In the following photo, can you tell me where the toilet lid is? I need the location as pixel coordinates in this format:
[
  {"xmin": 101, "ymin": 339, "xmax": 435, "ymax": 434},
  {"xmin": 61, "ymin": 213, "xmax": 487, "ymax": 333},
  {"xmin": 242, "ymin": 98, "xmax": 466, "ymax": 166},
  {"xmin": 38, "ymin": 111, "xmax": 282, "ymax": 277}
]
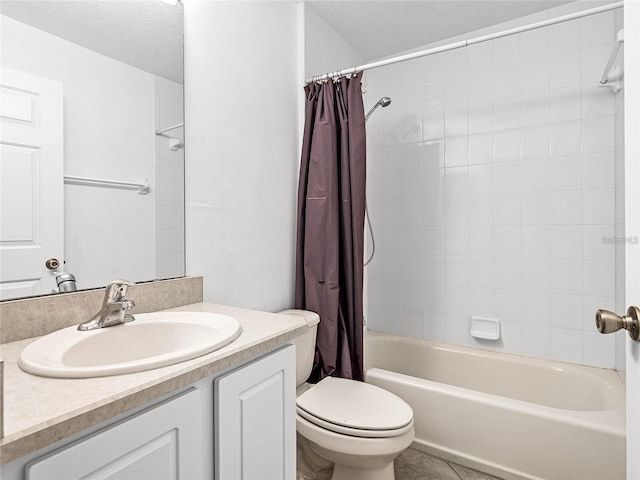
[{"xmin": 296, "ymin": 377, "xmax": 413, "ymax": 433}]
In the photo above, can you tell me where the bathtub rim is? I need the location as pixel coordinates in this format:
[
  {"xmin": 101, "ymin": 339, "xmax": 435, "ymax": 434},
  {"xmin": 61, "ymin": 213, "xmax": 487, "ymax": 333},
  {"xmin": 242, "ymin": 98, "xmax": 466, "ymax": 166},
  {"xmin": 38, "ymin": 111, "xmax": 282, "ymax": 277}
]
[
  {"xmin": 364, "ymin": 330, "xmax": 625, "ymax": 436},
  {"xmin": 365, "ymin": 329, "xmax": 623, "ymax": 378}
]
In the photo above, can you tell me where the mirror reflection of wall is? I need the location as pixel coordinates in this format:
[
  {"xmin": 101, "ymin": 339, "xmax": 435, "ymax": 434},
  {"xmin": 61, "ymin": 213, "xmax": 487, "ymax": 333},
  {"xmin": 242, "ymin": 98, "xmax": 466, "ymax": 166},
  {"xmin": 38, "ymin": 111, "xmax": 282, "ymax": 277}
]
[{"xmin": 0, "ymin": 2, "xmax": 184, "ymax": 300}]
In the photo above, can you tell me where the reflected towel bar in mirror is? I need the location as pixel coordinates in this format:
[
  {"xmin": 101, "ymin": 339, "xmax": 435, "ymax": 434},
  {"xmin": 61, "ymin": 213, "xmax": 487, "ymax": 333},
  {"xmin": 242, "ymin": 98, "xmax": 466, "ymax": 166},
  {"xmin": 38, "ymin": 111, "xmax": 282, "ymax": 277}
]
[{"xmin": 63, "ymin": 175, "xmax": 150, "ymax": 195}]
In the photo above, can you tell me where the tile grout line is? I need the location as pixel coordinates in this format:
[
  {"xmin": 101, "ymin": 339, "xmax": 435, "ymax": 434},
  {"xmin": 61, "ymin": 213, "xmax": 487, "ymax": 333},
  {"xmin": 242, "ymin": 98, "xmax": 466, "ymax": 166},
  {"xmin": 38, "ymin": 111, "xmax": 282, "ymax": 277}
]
[{"xmin": 447, "ymin": 461, "xmax": 465, "ymax": 480}]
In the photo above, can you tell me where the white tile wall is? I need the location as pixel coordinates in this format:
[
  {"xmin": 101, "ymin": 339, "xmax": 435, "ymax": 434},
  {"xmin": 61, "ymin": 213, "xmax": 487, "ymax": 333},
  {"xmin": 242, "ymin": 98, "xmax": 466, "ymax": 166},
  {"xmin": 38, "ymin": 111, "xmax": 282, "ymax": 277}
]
[{"xmin": 365, "ymin": 11, "xmax": 624, "ymax": 369}]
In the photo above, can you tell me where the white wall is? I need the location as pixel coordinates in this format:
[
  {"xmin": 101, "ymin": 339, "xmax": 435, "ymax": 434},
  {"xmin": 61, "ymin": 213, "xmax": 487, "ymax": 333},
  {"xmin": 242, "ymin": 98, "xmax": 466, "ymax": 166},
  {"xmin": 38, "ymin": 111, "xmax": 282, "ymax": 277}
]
[
  {"xmin": 1, "ymin": 15, "xmax": 158, "ymax": 289},
  {"xmin": 184, "ymin": 1, "xmax": 300, "ymax": 311},
  {"xmin": 154, "ymin": 76, "xmax": 185, "ymax": 280},
  {"xmin": 304, "ymin": 5, "xmax": 364, "ymax": 81},
  {"xmin": 365, "ymin": 6, "xmax": 624, "ymax": 369}
]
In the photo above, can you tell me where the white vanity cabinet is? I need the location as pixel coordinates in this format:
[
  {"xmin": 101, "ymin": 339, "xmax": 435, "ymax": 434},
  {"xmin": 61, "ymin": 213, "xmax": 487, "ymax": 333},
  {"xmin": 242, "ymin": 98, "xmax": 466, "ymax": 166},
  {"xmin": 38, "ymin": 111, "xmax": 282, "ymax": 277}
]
[
  {"xmin": 25, "ymin": 386, "xmax": 213, "ymax": 480},
  {"xmin": 2, "ymin": 344, "xmax": 296, "ymax": 480}
]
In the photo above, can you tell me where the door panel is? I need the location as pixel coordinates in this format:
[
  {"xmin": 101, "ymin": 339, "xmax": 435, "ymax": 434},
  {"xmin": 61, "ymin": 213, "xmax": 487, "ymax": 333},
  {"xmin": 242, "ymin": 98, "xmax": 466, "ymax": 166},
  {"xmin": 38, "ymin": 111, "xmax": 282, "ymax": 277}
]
[
  {"xmin": 0, "ymin": 68, "xmax": 63, "ymax": 299},
  {"xmin": 215, "ymin": 345, "xmax": 296, "ymax": 480}
]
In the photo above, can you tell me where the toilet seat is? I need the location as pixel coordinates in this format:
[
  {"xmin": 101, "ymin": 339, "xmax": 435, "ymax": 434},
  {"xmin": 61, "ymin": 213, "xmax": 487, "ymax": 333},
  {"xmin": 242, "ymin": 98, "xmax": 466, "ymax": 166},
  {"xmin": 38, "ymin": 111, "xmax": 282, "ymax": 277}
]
[
  {"xmin": 296, "ymin": 377, "xmax": 413, "ymax": 438},
  {"xmin": 296, "ymin": 407, "xmax": 414, "ymax": 438}
]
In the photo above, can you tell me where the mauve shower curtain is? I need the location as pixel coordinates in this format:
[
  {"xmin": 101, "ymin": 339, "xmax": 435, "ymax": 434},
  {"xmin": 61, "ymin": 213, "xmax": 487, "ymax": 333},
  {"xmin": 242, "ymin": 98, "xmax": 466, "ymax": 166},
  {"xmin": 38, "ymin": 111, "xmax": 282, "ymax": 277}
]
[{"xmin": 295, "ymin": 73, "xmax": 366, "ymax": 382}]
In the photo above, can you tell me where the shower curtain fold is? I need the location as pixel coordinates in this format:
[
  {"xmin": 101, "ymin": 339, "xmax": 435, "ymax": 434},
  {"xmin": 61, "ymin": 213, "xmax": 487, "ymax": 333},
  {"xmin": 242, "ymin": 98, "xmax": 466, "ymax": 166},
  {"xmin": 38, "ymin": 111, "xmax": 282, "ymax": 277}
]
[{"xmin": 295, "ymin": 73, "xmax": 366, "ymax": 382}]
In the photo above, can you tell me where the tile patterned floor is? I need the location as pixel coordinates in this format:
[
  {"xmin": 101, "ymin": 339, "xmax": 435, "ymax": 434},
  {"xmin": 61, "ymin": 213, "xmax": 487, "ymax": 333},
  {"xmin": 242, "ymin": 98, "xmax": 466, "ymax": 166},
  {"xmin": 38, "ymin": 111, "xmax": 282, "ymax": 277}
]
[{"xmin": 394, "ymin": 448, "xmax": 502, "ymax": 480}]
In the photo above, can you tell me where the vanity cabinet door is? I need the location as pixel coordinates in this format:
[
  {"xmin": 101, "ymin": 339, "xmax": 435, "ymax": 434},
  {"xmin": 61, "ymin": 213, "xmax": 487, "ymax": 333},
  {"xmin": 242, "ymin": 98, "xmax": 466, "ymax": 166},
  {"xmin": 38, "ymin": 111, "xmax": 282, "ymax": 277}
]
[
  {"xmin": 25, "ymin": 387, "xmax": 212, "ymax": 480},
  {"xmin": 215, "ymin": 345, "xmax": 295, "ymax": 480}
]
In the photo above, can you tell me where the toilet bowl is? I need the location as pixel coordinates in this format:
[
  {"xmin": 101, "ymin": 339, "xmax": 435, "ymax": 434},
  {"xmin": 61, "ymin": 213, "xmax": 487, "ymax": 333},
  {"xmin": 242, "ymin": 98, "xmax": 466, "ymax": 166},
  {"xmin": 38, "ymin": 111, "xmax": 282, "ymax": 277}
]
[{"xmin": 280, "ymin": 310, "xmax": 414, "ymax": 480}]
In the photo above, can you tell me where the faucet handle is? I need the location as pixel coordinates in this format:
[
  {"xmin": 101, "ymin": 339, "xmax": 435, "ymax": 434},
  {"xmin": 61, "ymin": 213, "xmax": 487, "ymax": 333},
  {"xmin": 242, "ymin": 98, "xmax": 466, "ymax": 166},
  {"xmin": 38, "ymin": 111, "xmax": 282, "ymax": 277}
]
[
  {"xmin": 78, "ymin": 280, "xmax": 137, "ymax": 331},
  {"xmin": 104, "ymin": 279, "xmax": 135, "ymax": 301}
]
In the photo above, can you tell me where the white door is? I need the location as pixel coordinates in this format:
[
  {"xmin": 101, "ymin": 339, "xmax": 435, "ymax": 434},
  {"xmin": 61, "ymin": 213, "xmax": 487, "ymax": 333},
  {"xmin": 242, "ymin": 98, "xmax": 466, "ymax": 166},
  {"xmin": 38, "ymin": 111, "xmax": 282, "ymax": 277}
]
[
  {"xmin": 625, "ymin": 2, "xmax": 640, "ymax": 479},
  {"xmin": 0, "ymin": 67, "xmax": 64, "ymax": 299}
]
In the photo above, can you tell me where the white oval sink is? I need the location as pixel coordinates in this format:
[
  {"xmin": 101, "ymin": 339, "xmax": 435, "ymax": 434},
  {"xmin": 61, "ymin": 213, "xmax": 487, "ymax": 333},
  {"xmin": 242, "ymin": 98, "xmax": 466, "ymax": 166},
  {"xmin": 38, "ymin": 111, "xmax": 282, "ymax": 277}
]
[{"xmin": 18, "ymin": 311, "xmax": 242, "ymax": 378}]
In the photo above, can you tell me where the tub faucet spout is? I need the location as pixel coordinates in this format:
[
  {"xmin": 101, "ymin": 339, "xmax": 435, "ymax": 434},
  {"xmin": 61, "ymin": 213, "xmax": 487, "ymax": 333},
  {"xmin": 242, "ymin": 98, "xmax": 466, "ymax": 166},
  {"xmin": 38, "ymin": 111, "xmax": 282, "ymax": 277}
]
[{"xmin": 78, "ymin": 280, "xmax": 136, "ymax": 331}]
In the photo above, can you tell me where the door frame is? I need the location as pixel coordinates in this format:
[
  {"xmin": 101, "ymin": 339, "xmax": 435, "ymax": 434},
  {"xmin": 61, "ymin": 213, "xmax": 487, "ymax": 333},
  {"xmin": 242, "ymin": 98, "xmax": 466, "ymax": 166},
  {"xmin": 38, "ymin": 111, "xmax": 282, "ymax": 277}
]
[{"xmin": 624, "ymin": 1, "xmax": 640, "ymax": 478}]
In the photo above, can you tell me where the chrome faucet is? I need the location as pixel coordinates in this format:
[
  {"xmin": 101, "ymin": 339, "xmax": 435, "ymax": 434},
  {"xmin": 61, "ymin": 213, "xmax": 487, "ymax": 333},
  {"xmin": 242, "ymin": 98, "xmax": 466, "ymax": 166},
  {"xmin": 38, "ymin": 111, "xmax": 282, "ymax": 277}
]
[{"xmin": 78, "ymin": 280, "xmax": 136, "ymax": 331}]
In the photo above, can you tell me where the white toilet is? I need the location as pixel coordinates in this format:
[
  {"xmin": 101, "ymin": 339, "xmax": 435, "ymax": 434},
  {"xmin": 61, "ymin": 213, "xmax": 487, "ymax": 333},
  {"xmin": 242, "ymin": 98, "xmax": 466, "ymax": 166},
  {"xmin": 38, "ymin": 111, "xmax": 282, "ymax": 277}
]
[{"xmin": 281, "ymin": 310, "xmax": 415, "ymax": 480}]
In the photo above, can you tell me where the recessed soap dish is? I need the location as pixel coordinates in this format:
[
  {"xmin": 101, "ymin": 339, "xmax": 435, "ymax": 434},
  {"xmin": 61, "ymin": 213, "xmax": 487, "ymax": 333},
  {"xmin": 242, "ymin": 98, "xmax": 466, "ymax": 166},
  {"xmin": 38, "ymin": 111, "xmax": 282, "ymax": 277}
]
[{"xmin": 471, "ymin": 316, "xmax": 501, "ymax": 340}]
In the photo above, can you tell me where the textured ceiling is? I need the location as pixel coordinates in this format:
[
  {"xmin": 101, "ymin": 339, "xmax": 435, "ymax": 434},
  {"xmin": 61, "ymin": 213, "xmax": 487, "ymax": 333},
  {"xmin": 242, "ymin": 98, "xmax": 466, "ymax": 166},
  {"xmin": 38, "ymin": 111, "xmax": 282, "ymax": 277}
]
[
  {"xmin": 1, "ymin": 1, "xmax": 577, "ymax": 85},
  {"xmin": 1, "ymin": 0, "xmax": 183, "ymax": 83},
  {"xmin": 308, "ymin": 0, "xmax": 574, "ymax": 61}
]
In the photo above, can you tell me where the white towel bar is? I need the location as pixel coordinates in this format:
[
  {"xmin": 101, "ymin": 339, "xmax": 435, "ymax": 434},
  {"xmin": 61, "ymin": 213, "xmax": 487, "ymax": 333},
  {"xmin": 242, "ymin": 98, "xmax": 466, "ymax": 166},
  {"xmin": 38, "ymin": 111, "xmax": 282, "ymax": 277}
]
[{"xmin": 64, "ymin": 175, "xmax": 150, "ymax": 195}]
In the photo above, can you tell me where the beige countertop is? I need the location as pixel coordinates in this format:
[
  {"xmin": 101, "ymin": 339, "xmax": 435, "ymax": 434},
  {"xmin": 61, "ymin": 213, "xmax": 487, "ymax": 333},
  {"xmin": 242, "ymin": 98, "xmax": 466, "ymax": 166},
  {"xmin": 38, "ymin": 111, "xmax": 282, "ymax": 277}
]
[{"xmin": 0, "ymin": 302, "xmax": 308, "ymax": 464}]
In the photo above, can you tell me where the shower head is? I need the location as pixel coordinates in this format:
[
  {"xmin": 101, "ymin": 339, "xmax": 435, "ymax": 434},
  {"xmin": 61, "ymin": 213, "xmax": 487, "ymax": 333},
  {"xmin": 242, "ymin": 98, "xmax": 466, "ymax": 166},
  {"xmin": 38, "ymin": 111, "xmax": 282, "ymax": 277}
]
[{"xmin": 365, "ymin": 96, "xmax": 392, "ymax": 122}]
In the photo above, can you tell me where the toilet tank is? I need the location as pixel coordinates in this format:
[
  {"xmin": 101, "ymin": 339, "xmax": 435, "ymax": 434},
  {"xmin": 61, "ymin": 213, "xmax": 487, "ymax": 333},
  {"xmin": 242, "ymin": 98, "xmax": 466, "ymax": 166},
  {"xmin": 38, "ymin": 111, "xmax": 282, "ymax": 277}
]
[{"xmin": 278, "ymin": 310, "xmax": 319, "ymax": 387}]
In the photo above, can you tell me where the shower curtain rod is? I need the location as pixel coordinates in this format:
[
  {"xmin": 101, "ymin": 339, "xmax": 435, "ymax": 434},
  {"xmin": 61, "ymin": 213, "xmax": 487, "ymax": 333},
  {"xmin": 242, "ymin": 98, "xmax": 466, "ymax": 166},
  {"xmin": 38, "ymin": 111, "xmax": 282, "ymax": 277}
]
[{"xmin": 306, "ymin": 1, "xmax": 623, "ymax": 84}]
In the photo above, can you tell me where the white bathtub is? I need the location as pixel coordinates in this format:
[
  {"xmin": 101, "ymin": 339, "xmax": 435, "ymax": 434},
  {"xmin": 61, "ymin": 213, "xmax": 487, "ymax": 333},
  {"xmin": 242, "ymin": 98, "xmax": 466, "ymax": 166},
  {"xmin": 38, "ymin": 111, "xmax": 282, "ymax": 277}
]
[{"xmin": 364, "ymin": 331, "xmax": 625, "ymax": 480}]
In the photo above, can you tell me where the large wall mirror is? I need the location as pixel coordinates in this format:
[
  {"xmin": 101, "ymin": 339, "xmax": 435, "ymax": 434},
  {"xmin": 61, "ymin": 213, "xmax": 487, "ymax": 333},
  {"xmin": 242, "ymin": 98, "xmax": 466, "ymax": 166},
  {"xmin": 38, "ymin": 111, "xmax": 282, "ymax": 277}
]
[{"xmin": 0, "ymin": 1, "xmax": 185, "ymax": 301}]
